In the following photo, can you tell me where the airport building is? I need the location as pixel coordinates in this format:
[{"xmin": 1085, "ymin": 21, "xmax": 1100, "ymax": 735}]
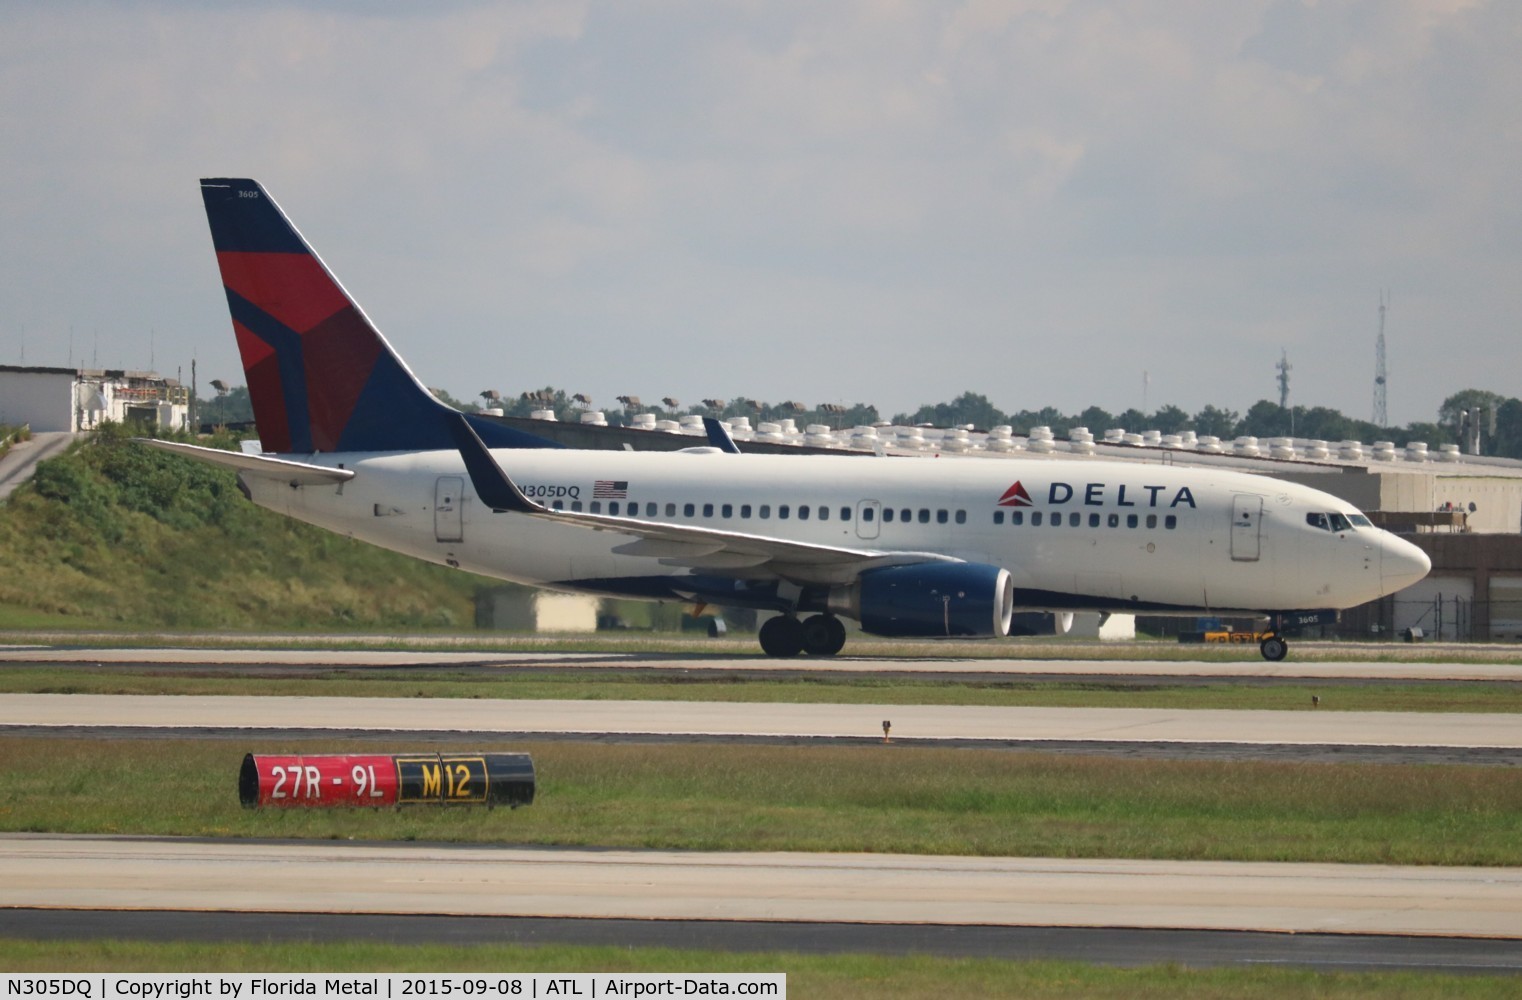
[{"xmin": 0, "ymin": 365, "xmax": 191, "ymax": 433}]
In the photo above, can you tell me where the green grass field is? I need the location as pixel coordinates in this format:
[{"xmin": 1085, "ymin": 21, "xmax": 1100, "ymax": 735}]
[{"xmin": 3, "ymin": 737, "xmax": 1518, "ymax": 864}]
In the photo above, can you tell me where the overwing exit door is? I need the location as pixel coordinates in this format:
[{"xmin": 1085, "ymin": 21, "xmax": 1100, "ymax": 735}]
[{"xmin": 855, "ymin": 500, "xmax": 881, "ymax": 540}]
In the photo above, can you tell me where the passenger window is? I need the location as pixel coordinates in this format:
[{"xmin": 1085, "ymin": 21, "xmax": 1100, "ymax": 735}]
[
  {"xmin": 1330, "ymin": 513, "xmax": 1353, "ymax": 532},
  {"xmin": 722, "ymin": 503, "xmax": 733, "ymax": 518},
  {"xmin": 590, "ymin": 501, "xmax": 602, "ymax": 514},
  {"xmin": 841, "ymin": 507, "xmax": 852, "ymax": 521},
  {"xmin": 936, "ymin": 509, "xmax": 948, "ymax": 524},
  {"xmin": 798, "ymin": 505, "xmax": 810, "ymax": 521},
  {"xmin": 1032, "ymin": 511, "xmax": 1044, "ymax": 526},
  {"xmin": 818, "ymin": 506, "xmax": 829, "ymax": 521},
  {"xmin": 1165, "ymin": 515, "xmax": 1177, "ymax": 529},
  {"xmin": 1088, "ymin": 513, "xmax": 1100, "ymax": 528},
  {"xmin": 778, "ymin": 505, "xmax": 790, "ymax": 519},
  {"xmin": 918, "ymin": 509, "xmax": 930, "ymax": 524},
  {"xmin": 1069, "ymin": 512, "xmax": 1080, "ymax": 527},
  {"xmin": 741, "ymin": 504, "xmax": 752, "ymax": 518},
  {"xmin": 1306, "ymin": 512, "xmax": 1330, "ymax": 531},
  {"xmin": 684, "ymin": 503, "xmax": 695, "ymax": 517},
  {"xmin": 1011, "ymin": 511, "xmax": 1023, "ymax": 525},
  {"xmin": 760, "ymin": 504, "xmax": 771, "ymax": 519},
  {"xmin": 862, "ymin": 507, "xmax": 874, "ymax": 522},
  {"xmin": 571, "ymin": 501, "xmax": 582, "ymax": 512},
  {"xmin": 1146, "ymin": 514, "xmax": 1157, "ymax": 529},
  {"xmin": 994, "ymin": 511, "xmax": 1005, "ymax": 525},
  {"xmin": 1108, "ymin": 513, "xmax": 1119, "ymax": 528},
  {"xmin": 665, "ymin": 503, "xmax": 677, "ymax": 517},
  {"xmin": 646, "ymin": 503, "xmax": 657, "ymax": 517},
  {"xmin": 703, "ymin": 503, "xmax": 714, "ymax": 517},
  {"xmin": 883, "ymin": 508, "xmax": 895, "ymax": 523},
  {"xmin": 552, "ymin": 500, "xmax": 564, "ymax": 510},
  {"xmin": 957, "ymin": 510, "xmax": 966, "ymax": 524},
  {"xmin": 1051, "ymin": 514, "xmax": 1062, "ymax": 528},
  {"xmin": 609, "ymin": 501, "xmax": 620, "ymax": 515},
  {"xmin": 1127, "ymin": 514, "xmax": 1139, "ymax": 528}
]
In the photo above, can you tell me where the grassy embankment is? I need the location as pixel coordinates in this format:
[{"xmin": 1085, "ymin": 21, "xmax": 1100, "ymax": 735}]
[
  {"xmin": 0, "ymin": 424, "xmax": 494, "ymax": 630},
  {"xmin": 3, "ymin": 738, "xmax": 1518, "ymax": 865}
]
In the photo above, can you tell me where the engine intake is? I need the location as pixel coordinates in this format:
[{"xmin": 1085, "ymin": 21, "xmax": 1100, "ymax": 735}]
[{"xmin": 829, "ymin": 562, "xmax": 1014, "ymax": 638}]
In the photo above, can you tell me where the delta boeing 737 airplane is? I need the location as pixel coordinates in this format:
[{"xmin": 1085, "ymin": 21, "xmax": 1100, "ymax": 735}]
[{"xmin": 146, "ymin": 178, "xmax": 1431, "ymax": 660}]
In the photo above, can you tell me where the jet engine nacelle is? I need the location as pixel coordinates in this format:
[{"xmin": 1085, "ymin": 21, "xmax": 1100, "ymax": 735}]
[{"xmin": 829, "ymin": 563, "xmax": 1014, "ymax": 638}]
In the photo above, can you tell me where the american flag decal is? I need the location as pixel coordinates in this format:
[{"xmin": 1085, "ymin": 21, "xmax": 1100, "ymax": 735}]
[{"xmin": 593, "ymin": 480, "xmax": 629, "ymax": 499}]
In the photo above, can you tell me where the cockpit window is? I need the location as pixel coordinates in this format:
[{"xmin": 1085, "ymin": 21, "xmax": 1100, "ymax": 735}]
[
  {"xmin": 1308, "ymin": 511, "xmax": 1359, "ymax": 532},
  {"xmin": 1349, "ymin": 514, "xmax": 1373, "ymax": 528}
]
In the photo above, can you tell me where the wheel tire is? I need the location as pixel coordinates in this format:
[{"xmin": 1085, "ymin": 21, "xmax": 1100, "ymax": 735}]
[
  {"xmin": 758, "ymin": 615, "xmax": 805, "ymax": 658},
  {"xmin": 1260, "ymin": 635, "xmax": 1288, "ymax": 662},
  {"xmin": 801, "ymin": 614, "xmax": 847, "ymax": 656}
]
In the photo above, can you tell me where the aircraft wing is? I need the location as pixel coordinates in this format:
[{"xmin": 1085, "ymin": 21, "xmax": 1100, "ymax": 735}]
[
  {"xmin": 449, "ymin": 414, "xmax": 955, "ymax": 584},
  {"xmin": 135, "ymin": 439, "xmax": 356, "ymax": 486}
]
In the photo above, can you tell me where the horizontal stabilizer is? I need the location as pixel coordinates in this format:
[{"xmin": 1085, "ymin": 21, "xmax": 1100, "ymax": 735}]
[{"xmin": 136, "ymin": 439, "xmax": 355, "ymax": 486}]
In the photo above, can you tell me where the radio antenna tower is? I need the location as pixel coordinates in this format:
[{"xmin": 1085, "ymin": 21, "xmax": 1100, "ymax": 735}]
[
  {"xmin": 1276, "ymin": 349, "xmax": 1292, "ymax": 409},
  {"xmin": 1373, "ymin": 293, "xmax": 1389, "ymax": 427}
]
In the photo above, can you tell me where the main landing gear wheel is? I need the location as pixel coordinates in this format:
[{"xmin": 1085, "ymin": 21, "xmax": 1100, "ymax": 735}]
[
  {"xmin": 1260, "ymin": 634, "xmax": 1288, "ymax": 662},
  {"xmin": 801, "ymin": 614, "xmax": 847, "ymax": 657},
  {"xmin": 758, "ymin": 615, "xmax": 805, "ymax": 658}
]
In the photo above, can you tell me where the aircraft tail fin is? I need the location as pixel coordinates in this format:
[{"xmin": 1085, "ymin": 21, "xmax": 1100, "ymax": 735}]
[{"xmin": 199, "ymin": 178, "xmax": 556, "ymax": 454}]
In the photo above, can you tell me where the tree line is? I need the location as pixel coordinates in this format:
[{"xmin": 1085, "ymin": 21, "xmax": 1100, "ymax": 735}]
[
  {"xmin": 192, "ymin": 383, "xmax": 1522, "ymax": 460},
  {"xmin": 893, "ymin": 389, "xmax": 1522, "ymax": 459}
]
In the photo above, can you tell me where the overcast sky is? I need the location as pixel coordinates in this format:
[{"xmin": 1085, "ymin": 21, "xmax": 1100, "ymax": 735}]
[{"xmin": 2, "ymin": 1, "xmax": 1517, "ymax": 428}]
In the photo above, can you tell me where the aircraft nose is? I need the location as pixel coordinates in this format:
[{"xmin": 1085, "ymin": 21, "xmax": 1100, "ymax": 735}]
[{"xmin": 1380, "ymin": 533, "xmax": 1431, "ymax": 595}]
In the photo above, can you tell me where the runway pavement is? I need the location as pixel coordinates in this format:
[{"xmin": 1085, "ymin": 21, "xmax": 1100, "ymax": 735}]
[
  {"xmin": 3, "ymin": 692, "xmax": 1518, "ymax": 749},
  {"xmin": 4, "ymin": 834, "xmax": 1520, "ymax": 940},
  {"xmin": 6, "ymin": 644, "xmax": 1522, "ymax": 681},
  {"xmin": 7, "ymin": 908, "xmax": 1520, "ymax": 974}
]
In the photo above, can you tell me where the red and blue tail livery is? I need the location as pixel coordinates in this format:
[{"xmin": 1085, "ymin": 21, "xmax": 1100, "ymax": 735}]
[{"xmin": 199, "ymin": 178, "xmax": 555, "ymax": 454}]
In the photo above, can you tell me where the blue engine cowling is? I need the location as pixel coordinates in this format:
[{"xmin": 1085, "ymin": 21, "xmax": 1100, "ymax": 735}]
[{"xmin": 829, "ymin": 562, "xmax": 1014, "ymax": 638}]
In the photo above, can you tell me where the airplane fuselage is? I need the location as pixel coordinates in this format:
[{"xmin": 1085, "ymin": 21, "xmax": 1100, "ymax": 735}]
[{"xmin": 242, "ymin": 446, "xmax": 1428, "ymax": 619}]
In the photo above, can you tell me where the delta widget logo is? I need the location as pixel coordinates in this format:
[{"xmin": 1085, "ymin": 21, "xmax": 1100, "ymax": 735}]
[{"xmin": 997, "ymin": 482, "xmax": 1033, "ymax": 507}]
